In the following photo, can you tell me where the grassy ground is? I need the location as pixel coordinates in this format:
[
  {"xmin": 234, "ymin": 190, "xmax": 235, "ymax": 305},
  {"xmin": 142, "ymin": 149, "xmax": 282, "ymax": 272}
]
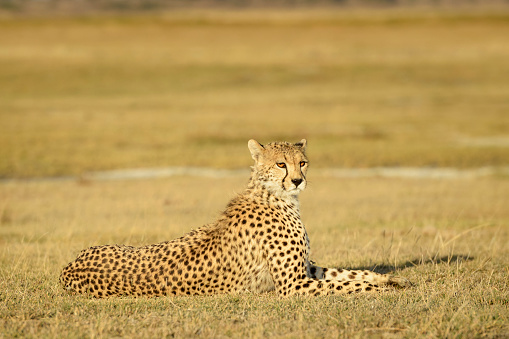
[
  {"xmin": 1, "ymin": 8, "xmax": 509, "ymax": 338},
  {"xmin": 1, "ymin": 9, "xmax": 509, "ymax": 178},
  {"xmin": 1, "ymin": 174, "xmax": 508, "ymax": 337}
]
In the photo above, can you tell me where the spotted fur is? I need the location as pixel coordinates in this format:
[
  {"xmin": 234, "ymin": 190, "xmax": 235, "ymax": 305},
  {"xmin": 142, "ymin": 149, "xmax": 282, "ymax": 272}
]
[{"xmin": 60, "ymin": 139, "xmax": 411, "ymax": 297}]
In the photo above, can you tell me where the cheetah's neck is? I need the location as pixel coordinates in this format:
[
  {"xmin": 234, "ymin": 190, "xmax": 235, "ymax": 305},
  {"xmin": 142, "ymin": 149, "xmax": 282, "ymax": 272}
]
[{"xmin": 244, "ymin": 178, "xmax": 301, "ymax": 212}]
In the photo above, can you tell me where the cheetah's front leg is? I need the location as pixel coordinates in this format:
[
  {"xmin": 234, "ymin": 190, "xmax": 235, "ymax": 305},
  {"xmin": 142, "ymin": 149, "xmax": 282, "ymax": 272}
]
[{"xmin": 306, "ymin": 261, "xmax": 411, "ymax": 288}]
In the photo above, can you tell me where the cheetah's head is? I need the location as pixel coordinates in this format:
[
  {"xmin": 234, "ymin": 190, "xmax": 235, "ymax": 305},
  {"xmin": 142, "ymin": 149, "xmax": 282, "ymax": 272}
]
[{"xmin": 248, "ymin": 139, "xmax": 308, "ymax": 197}]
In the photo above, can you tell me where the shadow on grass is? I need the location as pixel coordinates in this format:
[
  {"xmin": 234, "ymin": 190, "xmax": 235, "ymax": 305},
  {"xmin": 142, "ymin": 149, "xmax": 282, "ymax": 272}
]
[{"xmin": 353, "ymin": 254, "xmax": 474, "ymax": 274}]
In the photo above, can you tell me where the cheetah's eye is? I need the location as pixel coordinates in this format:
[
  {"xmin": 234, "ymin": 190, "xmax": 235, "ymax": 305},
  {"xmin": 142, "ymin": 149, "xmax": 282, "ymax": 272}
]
[
  {"xmin": 300, "ymin": 161, "xmax": 307, "ymax": 167},
  {"xmin": 276, "ymin": 162, "xmax": 286, "ymax": 169}
]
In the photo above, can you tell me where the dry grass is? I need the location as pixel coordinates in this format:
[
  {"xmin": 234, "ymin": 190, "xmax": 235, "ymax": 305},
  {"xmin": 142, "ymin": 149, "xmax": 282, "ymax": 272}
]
[
  {"xmin": 1, "ymin": 8, "xmax": 509, "ymax": 338},
  {"xmin": 1, "ymin": 9, "xmax": 509, "ymax": 178},
  {"xmin": 1, "ymin": 174, "xmax": 508, "ymax": 338}
]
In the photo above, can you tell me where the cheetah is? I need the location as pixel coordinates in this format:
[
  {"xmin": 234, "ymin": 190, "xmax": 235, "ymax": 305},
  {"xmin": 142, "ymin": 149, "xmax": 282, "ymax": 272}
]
[{"xmin": 60, "ymin": 139, "xmax": 411, "ymax": 297}]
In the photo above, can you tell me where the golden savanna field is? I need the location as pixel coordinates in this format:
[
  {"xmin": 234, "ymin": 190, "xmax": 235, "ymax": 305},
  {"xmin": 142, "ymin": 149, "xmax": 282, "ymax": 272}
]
[{"xmin": 1, "ymin": 8, "xmax": 509, "ymax": 338}]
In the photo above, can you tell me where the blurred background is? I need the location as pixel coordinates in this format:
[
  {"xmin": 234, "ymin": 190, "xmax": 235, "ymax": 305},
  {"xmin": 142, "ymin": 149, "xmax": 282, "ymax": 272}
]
[{"xmin": 1, "ymin": 0, "xmax": 508, "ymax": 179}]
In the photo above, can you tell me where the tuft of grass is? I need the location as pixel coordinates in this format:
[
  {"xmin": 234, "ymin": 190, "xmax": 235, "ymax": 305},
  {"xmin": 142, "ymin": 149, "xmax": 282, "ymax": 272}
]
[{"xmin": 1, "ymin": 174, "xmax": 508, "ymax": 337}]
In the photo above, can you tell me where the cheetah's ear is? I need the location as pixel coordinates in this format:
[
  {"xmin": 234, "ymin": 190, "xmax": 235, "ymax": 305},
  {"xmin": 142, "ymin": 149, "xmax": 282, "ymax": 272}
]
[
  {"xmin": 248, "ymin": 139, "xmax": 264, "ymax": 162},
  {"xmin": 295, "ymin": 139, "xmax": 307, "ymax": 151}
]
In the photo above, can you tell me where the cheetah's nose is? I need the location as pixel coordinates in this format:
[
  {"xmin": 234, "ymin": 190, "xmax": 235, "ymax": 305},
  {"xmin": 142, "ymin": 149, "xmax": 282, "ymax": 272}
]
[{"xmin": 292, "ymin": 178, "xmax": 303, "ymax": 187}]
